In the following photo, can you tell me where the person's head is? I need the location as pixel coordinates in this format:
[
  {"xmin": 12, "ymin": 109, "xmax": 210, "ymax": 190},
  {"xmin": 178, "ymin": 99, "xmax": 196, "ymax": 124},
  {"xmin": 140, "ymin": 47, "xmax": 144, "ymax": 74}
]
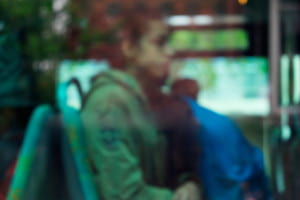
[
  {"xmin": 171, "ymin": 78, "xmax": 200, "ymax": 100},
  {"xmin": 119, "ymin": 9, "xmax": 172, "ymax": 86}
]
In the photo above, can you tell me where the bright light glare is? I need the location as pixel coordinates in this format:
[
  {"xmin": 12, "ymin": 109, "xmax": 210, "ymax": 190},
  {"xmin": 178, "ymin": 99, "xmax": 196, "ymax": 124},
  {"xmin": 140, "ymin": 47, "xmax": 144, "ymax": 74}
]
[
  {"xmin": 238, "ymin": 0, "xmax": 248, "ymax": 5},
  {"xmin": 193, "ymin": 15, "xmax": 213, "ymax": 25},
  {"xmin": 281, "ymin": 125, "xmax": 291, "ymax": 141},
  {"xmin": 280, "ymin": 55, "xmax": 290, "ymax": 106},
  {"xmin": 53, "ymin": 0, "xmax": 68, "ymax": 11},
  {"xmin": 53, "ymin": 13, "xmax": 69, "ymax": 34},
  {"xmin": 165, "ymin": 15, "xmax": 246, "ymax": 26},
  {"xmin": 293, "ymin": 55, "xmax": 300, "ymax": 104},
  {"xmin": 67, "ymin": 85, "xmax": 81, "ymax": 110},
  {"xmin": 165, "ymin": 15, "xmax": 191, "ymax": 26}
]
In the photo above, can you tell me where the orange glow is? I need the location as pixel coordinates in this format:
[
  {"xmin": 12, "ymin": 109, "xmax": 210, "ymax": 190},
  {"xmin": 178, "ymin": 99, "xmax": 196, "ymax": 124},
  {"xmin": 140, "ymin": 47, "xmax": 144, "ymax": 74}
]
[{"xmin": 238, "ymin": 0, "xmax": 248, "ymax": 5}]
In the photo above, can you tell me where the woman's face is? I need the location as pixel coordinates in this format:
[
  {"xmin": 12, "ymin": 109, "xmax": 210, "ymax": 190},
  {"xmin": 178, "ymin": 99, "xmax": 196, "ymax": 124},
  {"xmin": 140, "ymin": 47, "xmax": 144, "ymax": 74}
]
[{"xmin": 126, "ymin": 20, "xmax": 173, "ymax": 83}]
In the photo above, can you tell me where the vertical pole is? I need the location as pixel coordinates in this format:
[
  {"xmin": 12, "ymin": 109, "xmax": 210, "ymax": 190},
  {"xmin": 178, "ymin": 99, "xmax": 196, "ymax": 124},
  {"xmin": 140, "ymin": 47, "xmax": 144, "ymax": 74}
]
[
  {"xmin": 269, "ymin": 0, "xmax": 281, "ymax": 114},
  {"xmin": 269, "ymin": 0, "xmax": 287, "ymax": 195}
]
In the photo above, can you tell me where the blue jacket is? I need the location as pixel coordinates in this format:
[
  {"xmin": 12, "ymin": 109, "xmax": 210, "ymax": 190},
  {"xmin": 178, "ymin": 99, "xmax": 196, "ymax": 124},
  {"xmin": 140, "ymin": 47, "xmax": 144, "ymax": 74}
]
[{"xmin": 183, "ymin": 97, "xmax": 271, "ymax": 200}]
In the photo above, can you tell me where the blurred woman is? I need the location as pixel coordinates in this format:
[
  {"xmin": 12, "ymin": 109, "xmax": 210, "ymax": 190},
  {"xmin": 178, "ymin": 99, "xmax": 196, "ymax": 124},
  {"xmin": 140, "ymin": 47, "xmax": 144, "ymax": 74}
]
[
  {"xmin": 118, "ymin": 8, "xmax": 201, "ymax": 199},
  {"xmin": 81, "ymin": 70, "xmax": 174, "ymax": 199},
  {"xmin": 81, "ymin": 7, "xmax": 201, "ymax": 200}
]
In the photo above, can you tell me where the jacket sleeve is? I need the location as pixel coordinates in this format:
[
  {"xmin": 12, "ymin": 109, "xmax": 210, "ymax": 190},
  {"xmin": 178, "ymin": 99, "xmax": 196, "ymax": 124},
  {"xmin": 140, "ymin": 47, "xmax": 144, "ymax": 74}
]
[
  {"xmin": 81, "ymin": 107, "xmax": 173, "ymax": 200},
  {"xmin": 89, "ymin": 138, "xmax": 173, "ymax": 200}
]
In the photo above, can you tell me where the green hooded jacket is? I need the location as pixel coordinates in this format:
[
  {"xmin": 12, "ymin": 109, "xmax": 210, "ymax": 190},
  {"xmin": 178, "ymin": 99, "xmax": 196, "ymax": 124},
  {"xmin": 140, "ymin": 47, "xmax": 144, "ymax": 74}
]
[{"xmin": 80, "ymin": 70, "xmax": 173, "ymax": 200}]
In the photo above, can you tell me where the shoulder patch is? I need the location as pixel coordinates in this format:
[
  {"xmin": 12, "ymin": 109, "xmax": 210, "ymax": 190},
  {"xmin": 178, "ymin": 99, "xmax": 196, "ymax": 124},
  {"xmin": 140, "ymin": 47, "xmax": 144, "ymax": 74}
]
[{"xmin": 100, "ymin": 127, "xmax": 121, "ymax": 151}]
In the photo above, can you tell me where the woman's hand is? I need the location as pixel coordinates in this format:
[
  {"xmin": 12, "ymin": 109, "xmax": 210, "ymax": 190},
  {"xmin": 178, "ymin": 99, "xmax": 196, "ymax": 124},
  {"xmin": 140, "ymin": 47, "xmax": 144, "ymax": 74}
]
[{"xmin": 173, "ymin": 181, "xmax": 201, "ymax": 200}]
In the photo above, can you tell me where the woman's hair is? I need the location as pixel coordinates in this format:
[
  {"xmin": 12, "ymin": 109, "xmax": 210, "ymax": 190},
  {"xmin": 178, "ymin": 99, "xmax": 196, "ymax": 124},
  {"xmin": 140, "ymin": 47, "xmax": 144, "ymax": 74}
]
[
  {"xmin": 171, "ymin": 78, "xmax": 200, "ymax": 100},
  {"xmin": 88, "ymin": 7, "xmax": 164, "ymax": 69},
  {"xmin": 119, "ymin": 6, "xmax": 163, "ymax": 46}
]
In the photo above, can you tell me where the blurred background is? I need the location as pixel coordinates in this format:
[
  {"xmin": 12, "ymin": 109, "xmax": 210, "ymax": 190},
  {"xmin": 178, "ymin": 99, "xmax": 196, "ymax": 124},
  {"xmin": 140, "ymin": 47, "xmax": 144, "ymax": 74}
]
[{"xmin": 0, "ymin": 0, "xmax": 299, "ymax": 199}]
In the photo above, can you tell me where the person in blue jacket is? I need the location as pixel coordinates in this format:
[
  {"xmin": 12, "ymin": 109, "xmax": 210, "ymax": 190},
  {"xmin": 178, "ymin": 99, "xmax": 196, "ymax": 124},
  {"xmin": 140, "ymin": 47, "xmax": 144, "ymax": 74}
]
[{"xmin": 171, "ymin": 78, "xmax": 272, "ymax": 200}]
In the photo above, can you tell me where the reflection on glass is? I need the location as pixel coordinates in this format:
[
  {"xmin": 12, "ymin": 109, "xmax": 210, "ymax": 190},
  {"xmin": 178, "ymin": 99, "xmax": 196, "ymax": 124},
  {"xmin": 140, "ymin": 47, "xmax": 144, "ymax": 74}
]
[
  {"xmin": 168, "ymin": 29, "xmax": 249, "ymax": 51},
  {"xmin": 57, "ymin": 60, "xmax": 110, "ymax": 109},
  {"xmin": 293, "ymin": 55, "xmax": 300, "ymax": 104},
  {"xmin": 171, "ymin": 57, "xmax": 269, "ymax": 115},
  {"xmin": 280, "ymin": 55, "xmax": 290, "ymax": 106}
]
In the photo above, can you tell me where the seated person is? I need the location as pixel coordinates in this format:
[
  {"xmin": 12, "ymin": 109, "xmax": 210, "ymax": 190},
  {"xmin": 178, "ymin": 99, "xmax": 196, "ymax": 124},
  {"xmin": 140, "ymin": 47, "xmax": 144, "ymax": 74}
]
[
  {"xmin": 171, "ymin": 78, "xmax": 271, "ymax": 200},
  {"xmin": 80, "ymin": 70, "xmax": 201, "ymax": 200},
  {"xmin": 82, "ymin": 7, "xmax": 201, "ymax": 199},
  {"xmin": 81, "ymin": 70, "xmax": 173, "ymax": 199}
]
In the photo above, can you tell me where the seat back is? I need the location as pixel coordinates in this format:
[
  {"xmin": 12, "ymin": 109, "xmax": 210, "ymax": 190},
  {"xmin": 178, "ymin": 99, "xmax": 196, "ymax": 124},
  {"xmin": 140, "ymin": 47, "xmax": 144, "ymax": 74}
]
[{"xmin": 6, "ymin": 105, "xmax": 55, "ymax": 200}]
